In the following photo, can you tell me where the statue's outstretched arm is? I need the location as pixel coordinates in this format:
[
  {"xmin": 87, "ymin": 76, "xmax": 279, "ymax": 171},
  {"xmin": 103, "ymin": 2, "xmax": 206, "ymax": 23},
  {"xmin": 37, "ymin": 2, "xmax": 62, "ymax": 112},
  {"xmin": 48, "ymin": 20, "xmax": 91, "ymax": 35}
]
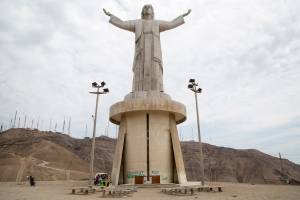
[
  {"xmin": 159, "ymin": 9, "xmax": 191, "ymax": 32},
  {"xmin": 103, "ymin": 8, "xmax": 135, "ymax": 32}
]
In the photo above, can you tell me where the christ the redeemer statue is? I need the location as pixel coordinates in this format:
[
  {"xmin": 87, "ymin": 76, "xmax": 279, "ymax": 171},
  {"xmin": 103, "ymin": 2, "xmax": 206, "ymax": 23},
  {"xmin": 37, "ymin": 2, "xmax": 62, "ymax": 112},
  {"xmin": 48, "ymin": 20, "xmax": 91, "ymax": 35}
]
[{"xmin": 103, "ymin": 5, "xmax": 191, "ymax": 92}]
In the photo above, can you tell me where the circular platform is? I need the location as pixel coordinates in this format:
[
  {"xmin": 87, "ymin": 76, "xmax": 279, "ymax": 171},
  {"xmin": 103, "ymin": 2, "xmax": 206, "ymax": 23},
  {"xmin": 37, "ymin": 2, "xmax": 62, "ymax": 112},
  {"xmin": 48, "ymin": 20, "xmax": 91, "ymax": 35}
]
[{"xmin": 109, "ymin": 97, "xmax": 186, "ymax": 125}]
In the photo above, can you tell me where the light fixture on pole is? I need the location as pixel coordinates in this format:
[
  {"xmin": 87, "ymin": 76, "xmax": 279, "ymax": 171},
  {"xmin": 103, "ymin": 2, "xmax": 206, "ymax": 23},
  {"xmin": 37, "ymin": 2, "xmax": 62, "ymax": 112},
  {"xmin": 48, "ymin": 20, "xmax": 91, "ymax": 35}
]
[
  {"xmin": 89, "ymin": 81, "xmax": 109, "ymax": 186},
  {"xmin": 188, "ymin": 78, "xmax": 205, "ymax": 186}
]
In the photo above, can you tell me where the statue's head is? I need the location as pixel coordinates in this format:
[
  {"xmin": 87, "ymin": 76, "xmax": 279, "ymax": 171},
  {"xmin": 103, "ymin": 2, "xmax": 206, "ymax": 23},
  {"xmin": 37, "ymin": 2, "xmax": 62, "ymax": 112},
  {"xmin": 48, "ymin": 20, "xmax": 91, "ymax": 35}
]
[{"xmin": 141, "ymin": 4, "xmax": 154, "ymax": 19}]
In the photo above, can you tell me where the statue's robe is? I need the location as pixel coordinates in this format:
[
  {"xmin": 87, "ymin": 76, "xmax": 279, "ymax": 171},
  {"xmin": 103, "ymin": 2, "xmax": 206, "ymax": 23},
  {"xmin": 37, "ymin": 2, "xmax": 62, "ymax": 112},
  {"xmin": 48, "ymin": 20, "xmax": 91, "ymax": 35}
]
[{"xmin": 109, "ymin": 16, "xmax": 184, "ymax": 92}]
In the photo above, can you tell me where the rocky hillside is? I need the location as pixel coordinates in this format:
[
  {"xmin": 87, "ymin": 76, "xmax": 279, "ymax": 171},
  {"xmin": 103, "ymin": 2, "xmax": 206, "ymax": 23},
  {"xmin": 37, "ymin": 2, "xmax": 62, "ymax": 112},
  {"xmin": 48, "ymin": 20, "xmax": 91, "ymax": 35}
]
[
  {"xmin": 0, "ymin": 128, "xmax": 299, "ymax": 184},
  {"xmin": 182, "ymin": 141, "xmax": 300, "ymax": 184},
  {"xmin": 0, "ymin": 128, "xmax": 114, "ymax": 181}
]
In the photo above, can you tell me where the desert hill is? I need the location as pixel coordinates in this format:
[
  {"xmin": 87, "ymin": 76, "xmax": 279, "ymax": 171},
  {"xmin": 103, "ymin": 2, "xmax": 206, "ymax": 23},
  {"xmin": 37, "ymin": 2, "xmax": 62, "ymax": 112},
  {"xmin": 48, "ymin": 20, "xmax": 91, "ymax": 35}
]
[
  {"xmin": 182, "ymin": 141, "xmax": 300, "ymax": 184},
  {"xmin": 0, "ymin": 128, "xmax": 114, "ymax": 181},
  {"xmin": 0, "ymin": 128, "xmax": 299, "ymax": 184}
]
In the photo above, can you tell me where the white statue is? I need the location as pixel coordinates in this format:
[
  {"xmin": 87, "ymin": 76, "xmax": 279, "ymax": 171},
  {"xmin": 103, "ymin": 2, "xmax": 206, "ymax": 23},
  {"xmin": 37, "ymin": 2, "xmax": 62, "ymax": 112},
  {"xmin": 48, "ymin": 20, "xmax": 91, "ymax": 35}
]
[{"xmin": 104, "ymin": 5, "xmax": 191, "ymax": 92}]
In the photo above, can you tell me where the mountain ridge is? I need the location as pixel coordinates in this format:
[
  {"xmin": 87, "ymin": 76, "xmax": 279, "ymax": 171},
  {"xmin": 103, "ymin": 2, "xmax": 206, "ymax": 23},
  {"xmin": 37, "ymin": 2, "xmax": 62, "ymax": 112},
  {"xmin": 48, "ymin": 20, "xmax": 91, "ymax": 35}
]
[{"xmin": 0, "ymin": 128, "xmax": 299, "ymax": 184}]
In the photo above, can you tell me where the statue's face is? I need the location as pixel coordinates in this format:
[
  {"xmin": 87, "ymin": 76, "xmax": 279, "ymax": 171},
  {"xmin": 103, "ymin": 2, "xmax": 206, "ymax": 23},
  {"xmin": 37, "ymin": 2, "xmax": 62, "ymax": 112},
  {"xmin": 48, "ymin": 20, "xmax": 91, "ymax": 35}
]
[{"xmin": 142, "ymin": 4, "xmax": 154, "ymax": 19}]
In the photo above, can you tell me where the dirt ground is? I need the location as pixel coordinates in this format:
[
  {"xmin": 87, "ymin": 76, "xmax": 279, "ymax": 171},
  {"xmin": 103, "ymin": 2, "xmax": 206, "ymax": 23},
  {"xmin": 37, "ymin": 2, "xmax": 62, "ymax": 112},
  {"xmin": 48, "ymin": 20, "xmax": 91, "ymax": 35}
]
[{"xmin": 0, "ymin": 181, "xmax": 299, "ymax": 200}]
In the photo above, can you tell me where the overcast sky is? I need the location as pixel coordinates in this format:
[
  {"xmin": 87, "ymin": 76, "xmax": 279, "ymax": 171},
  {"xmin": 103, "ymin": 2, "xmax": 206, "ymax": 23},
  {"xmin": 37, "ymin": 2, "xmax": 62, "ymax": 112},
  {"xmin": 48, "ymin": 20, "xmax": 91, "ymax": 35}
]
[{"xmin": 1, "ymin": 0, "xmax": 300, "ymax": 164}]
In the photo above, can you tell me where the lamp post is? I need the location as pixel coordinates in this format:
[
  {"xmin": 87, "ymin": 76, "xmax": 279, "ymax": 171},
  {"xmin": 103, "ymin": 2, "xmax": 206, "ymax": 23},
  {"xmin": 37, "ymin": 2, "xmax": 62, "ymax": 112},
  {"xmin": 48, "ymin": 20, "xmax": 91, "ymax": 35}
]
[
  {"xmin": 89, "ymin": 81, "xmax": 109, "ymax": 186},
  {"xmin": 188, "ymin": 79, "xmax": 205, "ymax": 186}
]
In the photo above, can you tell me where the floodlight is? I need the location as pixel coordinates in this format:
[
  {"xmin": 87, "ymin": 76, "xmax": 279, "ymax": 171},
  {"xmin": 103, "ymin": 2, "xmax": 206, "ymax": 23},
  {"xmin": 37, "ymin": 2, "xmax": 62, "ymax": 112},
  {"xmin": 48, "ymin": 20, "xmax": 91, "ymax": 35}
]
[
  {"xmin": 189, "ymin": 79, "xmax": 195, "ymax": 83},
  {"xmin": 188, "ymin": 84, "xmax": 193, "ymax": 89},
  {"xmin": 197, "ymin": 88, "xmax": 202, "ymax": 93},
  {"xmin": 100, "ymin": 81, "xmax": 106, "ymax": 87},
  {"xmin": 103, "ymin": 88, "xmax": 109, "ymax": 93},
  {"xmin": 92, "ymin": 82, "xmax": 98, "ymax": 87}
]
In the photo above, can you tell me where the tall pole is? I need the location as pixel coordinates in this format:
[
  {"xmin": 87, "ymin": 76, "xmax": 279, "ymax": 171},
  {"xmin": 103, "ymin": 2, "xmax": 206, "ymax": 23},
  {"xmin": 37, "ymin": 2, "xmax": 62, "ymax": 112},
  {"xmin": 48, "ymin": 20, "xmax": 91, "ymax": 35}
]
[
  {"xmin": 49, "ymin": 119, "xmax": 52, "ymax": 132},
  {"xmin": 85, "ymin": 124, "xmax": 88, "ymax": 138},
  {"xmin": 54, "ymin": 122, "xmax": 57, "ymax": 132},
  {"xmin": 23, "ymin": 115, "xmax": 27, "ymax": 128},
  {"xmin": 279, "ymin": 152, "xmax": 283, "ymax": 174},
  {"xmin": 88, "ymin": 81, "xmax": 109, "ymax": 185},
  {"xmin": 89, "ymin": 87, "xmax": 100, "ymax": 185},
  {"xmin": 68, "ymin": 117, "xmax": 71, "ymax": 136},
  {"xmin": 17, "ymin": 117, "xmax": 20, "ymax": 128},
  {"xmin": 62, "ymin": 118, "xmax": 65, "ymax": 133},
  {"xmin": 36, "ymin": 116, "xmax": 40, "ymax": 130},
  {"xmin": 13, "ymin": 110, "xmax": 17, "ymax": 128},
  {"xmin": 188, "ymin": 79, "xmax": 205, "ymax": 186},
  {"xmin": 194, "ymin": 91, "xmax": 205, "ymax": 186}
]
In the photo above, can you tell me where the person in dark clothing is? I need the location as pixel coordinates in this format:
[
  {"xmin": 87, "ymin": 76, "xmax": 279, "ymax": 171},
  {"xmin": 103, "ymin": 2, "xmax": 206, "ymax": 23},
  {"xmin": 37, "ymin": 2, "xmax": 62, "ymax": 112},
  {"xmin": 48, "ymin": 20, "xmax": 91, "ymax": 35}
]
[
  {"xmin": 94, "ymin": 174, "xmax": 100, "ymax": 185},
  {"xmin": 29, "ymin": 176, "xmax": 35, "ymax": 186}
]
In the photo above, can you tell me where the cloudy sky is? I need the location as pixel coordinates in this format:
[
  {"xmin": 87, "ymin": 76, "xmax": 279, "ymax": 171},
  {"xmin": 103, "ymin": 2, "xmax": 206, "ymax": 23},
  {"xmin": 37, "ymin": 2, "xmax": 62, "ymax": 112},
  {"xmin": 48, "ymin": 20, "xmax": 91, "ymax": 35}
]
[{"xmin": 1, "ymin": 0, "xmax": 300, "ymax": 164}]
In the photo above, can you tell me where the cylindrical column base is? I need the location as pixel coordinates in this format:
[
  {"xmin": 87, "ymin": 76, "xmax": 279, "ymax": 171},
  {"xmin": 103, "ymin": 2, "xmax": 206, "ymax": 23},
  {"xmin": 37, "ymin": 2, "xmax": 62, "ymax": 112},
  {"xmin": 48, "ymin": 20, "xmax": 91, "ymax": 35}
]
[{"xmin": 110, "ymin": 94, "xmax": 187, "ymax": 185}]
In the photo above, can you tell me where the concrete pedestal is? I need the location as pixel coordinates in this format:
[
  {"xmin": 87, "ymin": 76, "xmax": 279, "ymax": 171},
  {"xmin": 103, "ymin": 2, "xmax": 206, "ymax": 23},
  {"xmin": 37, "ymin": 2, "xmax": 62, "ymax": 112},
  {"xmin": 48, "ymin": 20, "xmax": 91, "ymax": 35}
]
[{"xmin": 109, "ymin": 92, "xmax": 187, "ymax": 185}]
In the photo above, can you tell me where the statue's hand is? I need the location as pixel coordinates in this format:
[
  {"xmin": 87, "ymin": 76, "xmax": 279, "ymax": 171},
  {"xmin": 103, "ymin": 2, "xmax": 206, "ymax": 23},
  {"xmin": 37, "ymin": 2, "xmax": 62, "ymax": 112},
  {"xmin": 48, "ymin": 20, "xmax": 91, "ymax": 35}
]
[
  {"xmin": 182, "ymin": 9, "xmax": 191, "ymax": 17},
  {"xmin": 103, "ymin": 8, "xmax": 112, "ymax": 17}
]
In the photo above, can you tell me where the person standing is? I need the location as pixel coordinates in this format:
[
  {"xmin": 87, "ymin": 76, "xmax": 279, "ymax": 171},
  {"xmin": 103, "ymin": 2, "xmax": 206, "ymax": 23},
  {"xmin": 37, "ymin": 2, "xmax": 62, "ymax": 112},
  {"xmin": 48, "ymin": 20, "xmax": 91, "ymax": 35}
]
[{"xmin": 29, "ymin": 175, "xmax": 35, "ymax": 186}]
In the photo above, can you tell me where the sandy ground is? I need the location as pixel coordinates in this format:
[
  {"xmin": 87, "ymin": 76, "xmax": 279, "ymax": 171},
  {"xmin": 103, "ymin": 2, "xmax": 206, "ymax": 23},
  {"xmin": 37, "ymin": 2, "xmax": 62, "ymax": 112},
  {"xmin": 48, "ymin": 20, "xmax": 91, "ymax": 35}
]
[{"xmin": 0, "ymin": 181, "xmax": 299, "ymax": 200}]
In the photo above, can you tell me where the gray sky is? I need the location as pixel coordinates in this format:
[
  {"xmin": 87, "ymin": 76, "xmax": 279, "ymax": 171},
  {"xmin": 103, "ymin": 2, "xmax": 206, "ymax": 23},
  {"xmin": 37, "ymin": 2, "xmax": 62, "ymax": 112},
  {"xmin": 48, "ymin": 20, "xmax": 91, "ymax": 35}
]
[{"xmin": 1, "ymin": 0, "xmax": 300, "ymax": 164}]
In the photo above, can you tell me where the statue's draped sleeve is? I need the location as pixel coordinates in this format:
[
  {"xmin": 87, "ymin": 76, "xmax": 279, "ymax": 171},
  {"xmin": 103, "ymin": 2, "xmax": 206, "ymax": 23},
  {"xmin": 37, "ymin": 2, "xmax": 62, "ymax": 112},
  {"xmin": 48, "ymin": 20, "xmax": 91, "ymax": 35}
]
[
  {"xmin": 158, "ymin": 16, "xmax": 185, "ymax": 32},
  {"xmin": 109, "ymin": 15, "xmax": 135, "ymax": 32}
]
